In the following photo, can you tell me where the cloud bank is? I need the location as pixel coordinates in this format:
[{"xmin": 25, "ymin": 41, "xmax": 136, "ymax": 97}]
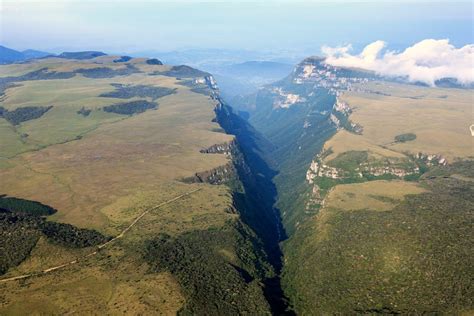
[{"xmin": 322, "ymin": 39, "xmax": 474, "ymax": 86}]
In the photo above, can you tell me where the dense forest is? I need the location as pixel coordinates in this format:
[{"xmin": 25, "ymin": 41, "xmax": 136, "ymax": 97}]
[
  {"xmin": 103, "ymin": 100, "xmax": 158, "ymax": 115},
  {"xmin": 0, "ymin": 195, "xmax": 110, "ymax": 275},
  {"xmin": 75, "ymin": 64, "xmax": 140, "ymax": 78},
  {"xmin": 146, "ymin": 58, "xmax": 163, "ymax": 65},
  {"xmin": 0, "ymin": 105, "xmax": 53, "ymax": 125},
  {"xmin": 283, "ymin": 161, "xmax": 474, "ymax": 314},
  {"xmin": 144, "ymin": 222, "xmax": 272, "ymax": 315},
  {"xmin": 99, "ymin": 83, "xmax": 176, "ymax": 100},
  {"xmin": 154, "ymin": 65, "xmax": 210, "ymax": 78},
  {"xmin": 113, "ymin": 56, "xmax": 132, "ymax": 63}
]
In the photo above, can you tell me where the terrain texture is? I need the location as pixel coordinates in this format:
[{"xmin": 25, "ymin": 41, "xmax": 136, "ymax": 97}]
[
  {"xmin": 0, "ymin": 55, "xmax": 283, "ymax": 314},
  {"xmin": 246, "ymin": 57, "xmax": 474, "ymax": 314},
  {"xmin": 0, "ymin": 52, "xmax": 472, "ymax": 315}
]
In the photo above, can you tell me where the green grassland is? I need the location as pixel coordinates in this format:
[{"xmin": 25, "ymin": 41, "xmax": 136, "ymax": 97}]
[
  {"xmin": 0, "ymin": 56, "xmax": 273, "ymax": 314},
  {"xmin": 341, "ymin": 82, "xmax": 473, "ymax": 160}
]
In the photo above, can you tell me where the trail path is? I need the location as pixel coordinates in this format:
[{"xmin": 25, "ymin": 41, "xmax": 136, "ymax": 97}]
[{"xmin": 0, "ymin": 188, "xmax": 201, "ymax": 283}]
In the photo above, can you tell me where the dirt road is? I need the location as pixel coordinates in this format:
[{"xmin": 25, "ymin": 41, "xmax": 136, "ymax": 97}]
[{"xmin": 0, "ymin": 188, "xmax": 201, "ymax": 283}]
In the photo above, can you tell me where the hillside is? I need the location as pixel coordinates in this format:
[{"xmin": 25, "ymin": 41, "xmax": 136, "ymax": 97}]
[
  {"xmin": 0, "ymin": 55, "xmax": 286, "ymax": 314},
  {"xmin": 0, "ymin": 45, "xmax": 50, "ymax": 64},
  {"xmin": 0, "ymin": 46, "xmax": 25, "ymax": 64},
  {"xmin": 248, "ymin": 57, "xmax": 474, "ymax": 314}
]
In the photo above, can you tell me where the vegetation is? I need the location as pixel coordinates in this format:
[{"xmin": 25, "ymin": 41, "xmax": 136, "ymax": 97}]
[
  {"xmin": 176, "ymin": 79, "xmax": 210, "ymax": 95},
  {"xmin": 341, "ymin": 81, "xmax": 472, "ymax": 159},
  {"xmin": 332, "ymin": 109, "xmax": 363, "ymax": 134},
  {"xmin": 156, "ymin": 65, "xmax": 209, "ymax": 78},
  {"xmin": 327, "ymin": 150, "xmax": 368, "ymax": 171},
  {"xmin": 146, "ymin": 58, "xmax": 163, "ymax": 65},
  {"xmin": 0, "ymin": 56, "xmax": 279, "ymax": 314},
  {"xmin": 41, "ymin": 221, "xmax": 110, "ymax": 248},
  {"xmin": 395, "ymin": 132, "xmax": 417, "ymax": 143},
  {"xmin": 75, "ymin": 64, "xmax": 140, "ymax": 78},
  {"xmin": 249, "ymin": 79, "xmax": 337, "ymax": 234},
  {"xmin": 0, "ymin": 196, "xmax": 109, "ymax": 275},
  {"xmin": 102, "ymin": 100, "xmax": 158, "ymax": 115},
  {"xmin": 247, "ymin": 71, "xmax": 473, "ymax": 314},
  {"xmin": 283, "ymin": 162, "xmax": 474, "ymax": 314},
  {"xmin": 144, "ymin": 222, "xmax": 272, "ymax": 315},
  {"xmin": 77, "ymin": 107, "xmax": 92, "ymax": 117},
  {"xmin": 216, "ymin": 102, "xmax": 296, "ymax": 314},
  {"xmin": 0, "ymin": 211, "xmax": 41, "ymax": 274},
  {"xmin": 57, "ymin": 51, "xmax": 106, "ymax": 59},
  {"xmin": 0, "ymin": 68, "xmax": 75, "ymax": 96},
  {"xmin": 0, "ymin": 105, "xmax": 53, "ymax": 125},
  {"xmin": 14, "ymin": 68, "xmax": 76, "ymax": 81},
  {"xmin": 0, "ymin": 82, "xmax": 20, "ymax": 98},
  {"xmin": 99, "ymin": 83, "xmax": 176, "ymax": 100},
  {"xmin": 113, "ymin": 56, "xmax": 132, "ymax": 63},
  {"xmin": 0, "ymin": 195, "xmax": 57, "ymax": 216}
]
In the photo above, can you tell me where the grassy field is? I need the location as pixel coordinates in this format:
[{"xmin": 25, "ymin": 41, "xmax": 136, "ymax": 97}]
[
  {"xmin": 323, "ymin": 180, "xmax": 426, "ymax": 212},
  {"xmin": 0, "ymin": 56, "xmax": 270, "ymax": 314},
  {"xmin": 339, "ymin": 82, "xmax": 473, "ymax": 161},
  {"xmin": 323, "ymin": 129, "xmax": 406, "ymax": 161},
  {"xmin": 2, "ymin": 236, "xmax": 185, "ymax": 315}
]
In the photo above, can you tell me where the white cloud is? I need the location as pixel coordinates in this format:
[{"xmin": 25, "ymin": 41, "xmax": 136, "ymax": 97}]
[{"xmin": 322, "ymin": 39, "xmax": 474, "ymax": 86}]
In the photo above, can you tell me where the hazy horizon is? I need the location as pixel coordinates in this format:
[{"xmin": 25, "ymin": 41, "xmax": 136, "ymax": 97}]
[{"xmin": 1, "ymin": 0, "xmax": 472, "ymax": 58}]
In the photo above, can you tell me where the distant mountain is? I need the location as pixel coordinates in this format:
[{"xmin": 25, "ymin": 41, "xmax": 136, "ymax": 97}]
[
  {"xmin": 212, "ymin": 74, "xmax": 258, "ymax": 100},
  {"xmin": 131, "ymin": 48, "xmax": 304, "ymax": 68},
  {"xmin": 57, "ymin": 51, "xmax": 107, "ymax": 60},
  {"xmin": 222, "ymin": 61, "xmax": 294, "ymax": 80},
  {"xmin": 209, "ymin": 61, "xmax": 295, "ymax": 102},
  {"xmin": 0, "ymin": 45, "xmax": 51, "ymax": 64},
  {"xmin": 0, "ymin": 45, "xmax": 25, "ymax": 64},
  {"xmin": 0, "ymin": 45, "xmax": 108, "ymax": 64},
  {"xmin": 433, "ymin": 77, "xmax": 474, "ymax": 89},
  {"xmin": 21, "ymin": 49, "xmax": 51, "ymax": 59}
]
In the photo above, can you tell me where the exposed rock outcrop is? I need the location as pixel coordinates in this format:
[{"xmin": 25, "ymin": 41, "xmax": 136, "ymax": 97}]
[
  {"xmin": 200, "ymin": 140, "xmax": 236, "ymax": 155},
  {"xmin": 184, "ymin": 162, "xmax": 236, "ymax": 185}
]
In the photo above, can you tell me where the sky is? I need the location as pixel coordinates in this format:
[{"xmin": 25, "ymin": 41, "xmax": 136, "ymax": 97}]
[
  {"xmin": 324, "ymin": 39, "xmax": 474, "ymax": 85},
  {"xmin": 0, "ymin": 0, "xmax": 473, "ymax": 57}
]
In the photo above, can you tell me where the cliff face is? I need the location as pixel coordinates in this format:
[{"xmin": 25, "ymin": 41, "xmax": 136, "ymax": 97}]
[
  {"xmin": 184, "ymin": 161, "xmax": 236, "ymax": 185},
  {"xmin": 214, "ymin": 101, "xmax": 294, "ymax": 315},
  {"xmin": 199, "ymin": 140, "xmax": 236, "ymax": 155},
  {"xmin": 182, "ymin": 74, "xmax": 283, "ymax": 248},
  {"xmin": 190, "ymin": 75, "xmax": 293, "ymax": 314}
]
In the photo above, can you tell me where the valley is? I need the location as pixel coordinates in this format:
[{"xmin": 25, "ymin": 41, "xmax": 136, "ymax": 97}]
[
  {"xmin": 1, "ymin": 0, "xmax": 472, "ymax": 314},
  {"xmin": 0, "ymin": 51, "xmax": 472, "ymax": 315}
]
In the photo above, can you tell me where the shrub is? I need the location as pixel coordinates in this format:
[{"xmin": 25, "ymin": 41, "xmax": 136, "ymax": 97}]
[
  {"xmin": 146, "ymin": 58, "xmax": 163, "ymax": 65},
  {"xmin": 395, "ymin": 133, "xmax": 417, "ymax": 143},
  {"xmin": 99, "ymin": 84, "xmax": 175, "ymax": 100},
  {"xmin": 1, "ymin": 106, "xmax": 53, "ymax": 125},
  {"xmin": 103, "ymin": 100, "xmax": 157, "ymax": 115}
]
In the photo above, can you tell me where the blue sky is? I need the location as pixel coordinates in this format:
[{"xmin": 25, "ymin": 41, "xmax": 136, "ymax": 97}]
[{"xmin": 1, "ymin": 0, "xmax": 472, "ymax": 55}]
